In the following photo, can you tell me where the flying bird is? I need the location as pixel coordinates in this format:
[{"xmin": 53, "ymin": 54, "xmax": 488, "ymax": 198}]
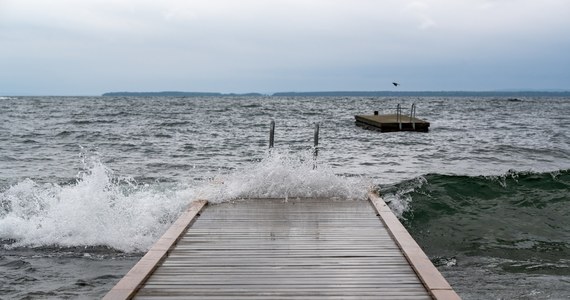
[{"xmin": 392, "ymin": 82, "xmax": 400, "ymax": 87}]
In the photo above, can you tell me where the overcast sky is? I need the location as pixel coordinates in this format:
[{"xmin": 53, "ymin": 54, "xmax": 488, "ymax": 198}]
[{"xmin": 1, "ymin": 0, "xmax": 569, "ymax": 95}]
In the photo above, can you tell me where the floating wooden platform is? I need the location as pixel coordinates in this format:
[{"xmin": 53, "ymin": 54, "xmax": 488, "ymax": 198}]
[
  {"xmin": 104, "ymin": 194, "xmax": 459, "ymax": 300},
  {"xmin": 355, "ymin": 114, "xmax": 430, "ymax": 132}
]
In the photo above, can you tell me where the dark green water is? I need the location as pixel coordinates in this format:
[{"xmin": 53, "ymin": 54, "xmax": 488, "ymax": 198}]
[{"xmin": 383, "ymin": 170, "xmax": 570, "ymax": 299}]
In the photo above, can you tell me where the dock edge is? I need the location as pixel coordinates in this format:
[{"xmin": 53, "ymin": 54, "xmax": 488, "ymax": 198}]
[
  {"xmin": 103, "ymin": 199, "xmax": 208, "ymax": 300},
  {"xmin": 368, "ymin": 192, "xmax": 461, "ymax": 300}
]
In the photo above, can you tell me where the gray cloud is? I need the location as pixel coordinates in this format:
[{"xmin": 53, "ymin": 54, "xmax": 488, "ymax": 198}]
[{"xmin": 1, "ymin": 0, "xmax": 569, "ymax": 95}]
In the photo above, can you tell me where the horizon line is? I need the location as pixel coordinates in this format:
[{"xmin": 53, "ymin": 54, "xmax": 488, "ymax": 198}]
[{"xmin": 2, "ymin": 89, "xmax": 570, "ymax": 97}]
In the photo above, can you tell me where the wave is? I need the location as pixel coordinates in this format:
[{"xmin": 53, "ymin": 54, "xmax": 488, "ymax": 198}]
[
  {"xmin": 382, "ymin": 170, "xmax": 570, "ymax": 274},
  {"xmin": 0, "ymin": 157, "xmax": 194, "ymax": 253},
  {"xmin": 193, "ymin": 149, "xmax": 370, "ymax": 203},
  {"xmin": 70, "ymin": 119, "xmax": 116, "ymax": 125},
  {"xmin": 158, "ymin": 121, "xmax": 192, "ymax": 127},
  {"xmin": 0, "ymin": 150, "xmax": 369, "ymax": 252}
]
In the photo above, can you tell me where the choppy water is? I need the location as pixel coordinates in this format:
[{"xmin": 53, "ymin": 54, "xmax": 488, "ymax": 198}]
[{"xmin": 1, "ymin": 96, "xmax": 569, "ymax": 299}]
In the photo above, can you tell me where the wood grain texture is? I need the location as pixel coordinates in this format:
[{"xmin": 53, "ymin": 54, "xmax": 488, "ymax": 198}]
[
  {"xmin": 103, "ymin": 200, "xmax": 207, "ymax": 300},
  {"xmin": 369, "ymin": 192, "xmax": 461, "ymax": 300},
  {"xmin": 134, "ymin": 198, "xmax": 433, "ymax": 299},
  {"xmin": 107, "ymin": 196, "xmax": 461, "ymax": 299}
]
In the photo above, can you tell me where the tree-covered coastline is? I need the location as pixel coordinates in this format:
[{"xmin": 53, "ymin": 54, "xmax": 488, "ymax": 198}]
[{"xmin": 102, "ymin": 91, "xmax": 570, "ymax": 97}]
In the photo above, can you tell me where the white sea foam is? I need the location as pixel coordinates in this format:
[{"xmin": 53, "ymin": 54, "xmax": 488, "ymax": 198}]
[
  {"xmin": 0, "ymin": 150, "xmax": 370, "ymax": 252},
  {"xmin": 193, "ymin": 149, "xmax": 370, "ymax": 203},
  {"xmin": 0, "ymin": 158, "xmax": 194, "ymax": 252},
  {"xmin": 381, "ymin": 176, "xmax": 428, "ymax": 218}
]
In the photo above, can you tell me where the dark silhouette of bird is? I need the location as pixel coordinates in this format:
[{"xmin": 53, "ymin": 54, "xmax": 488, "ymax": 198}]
[{"xmin": 392, "ymin": 82, "xmax": 400, "ymax": 87}]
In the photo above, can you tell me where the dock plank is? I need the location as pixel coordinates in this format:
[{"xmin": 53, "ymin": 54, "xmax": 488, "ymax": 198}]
[
  {"xmin": 135, "ymin": 198, "xmax": 432, "ymax": 299},
  {"xmin": 105, "ymin": 197, "xmax": 460, "ymax": 300}
]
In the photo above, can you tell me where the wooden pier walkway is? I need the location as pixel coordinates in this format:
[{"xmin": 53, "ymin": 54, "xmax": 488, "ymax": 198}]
[{"xmin": 104, "ymin": 194, "xmax": 460, "ymax": 299}]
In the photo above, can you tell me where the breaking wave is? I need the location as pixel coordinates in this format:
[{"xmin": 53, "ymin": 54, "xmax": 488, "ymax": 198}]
[
  {"xmin": 0, "ymin": 150, "xmax": 369, "ymax": 252},
  {"xmin": 194, "ymin": 149, "xmax": 370, "ymax": 203}
]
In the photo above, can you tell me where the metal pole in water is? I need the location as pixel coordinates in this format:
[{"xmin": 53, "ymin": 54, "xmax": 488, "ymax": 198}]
[
  {"xmin": 410, "ymin": 103, "xmax": 416, "ymax": 130},
  {"xmin": 313, "ymin": 123, "xmax": 319, "ymax": 169},
  {"xmin": 397, "ymin": 104, "xmax": 402, "ymax": 130},
  {"xmin": 269, "ymin": 120, "xmax": 275, "ymax": 149},
  {"xmin": 314, "ymin": 123, "xmax": 320, "ymax": 148}
]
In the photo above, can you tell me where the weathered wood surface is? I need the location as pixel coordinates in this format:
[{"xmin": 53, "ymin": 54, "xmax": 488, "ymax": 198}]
[
  {"xmin": 369, "ymin": 193, "xmax": 461, "ymax": 300},
  {"xmin": 355, "ymin": 114, "xmax": 430, "ymax": 132},
  {"xmin": 103, "ymin": 200, "xmax": 207, "ymax": 300},
  {"xmin": 106, "ymin": 197, "xmax": 461, "ymax": 300},
  {"xmin": 134, "ymin": 198, "xmax": 431, "ymax": 299}
]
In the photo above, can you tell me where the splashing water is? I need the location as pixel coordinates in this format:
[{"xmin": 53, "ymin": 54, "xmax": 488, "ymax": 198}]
[
  {"xmin": 0, "ymin": 157, "xmax": 193, "ymax": 252},
  {"xmin": 195, "ymin": 149, "xmax": 371, "ymax": 203},
  {"xmin": 379, "ymin": 176, "xmax": 428, "ymax": 218},
  {"xmin": 0, "ymin": 150, "xmax": 370, "ymax": 252}
]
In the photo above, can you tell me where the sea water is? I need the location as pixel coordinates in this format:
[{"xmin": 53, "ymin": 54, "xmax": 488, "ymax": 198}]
[{"xmin": 0, "ymin": 96, "xmax": 569, "ymax": 299}]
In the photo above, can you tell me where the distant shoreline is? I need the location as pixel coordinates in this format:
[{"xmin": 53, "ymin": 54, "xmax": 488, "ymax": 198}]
[
  {"xmin": 101, "ymin": 91, "xmax": 265, "ymax": 97},
  {"xmin": 102, "ymin": 91, "xmax": 570, "ymax": 97}
]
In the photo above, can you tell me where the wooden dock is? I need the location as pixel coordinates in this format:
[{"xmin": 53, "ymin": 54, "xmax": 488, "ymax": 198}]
[
  {"xmin": 355, "ymin": 114, "xmax": 430, "ymax": 132},
  {"xmin": 104, "ymin": 194, "xmax": 459, "ymax": 299}
]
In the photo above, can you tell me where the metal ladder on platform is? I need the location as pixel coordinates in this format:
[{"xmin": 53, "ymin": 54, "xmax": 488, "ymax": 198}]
[{"xmin": 396, "ymin": 103, "xmax": 417, "ymax": 130}]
